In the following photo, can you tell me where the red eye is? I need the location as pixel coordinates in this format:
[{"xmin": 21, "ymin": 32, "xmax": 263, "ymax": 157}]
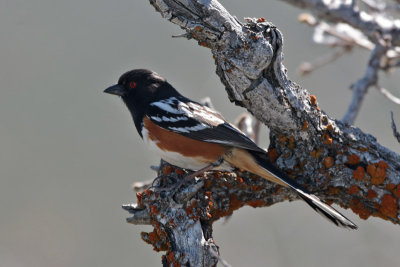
[{"xmin": 129, "ymin": 82, "xmax": 137, "ymax": 88}]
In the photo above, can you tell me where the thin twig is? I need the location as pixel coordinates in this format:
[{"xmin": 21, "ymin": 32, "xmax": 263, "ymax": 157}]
[
  {"xmin": 299, "ymin": 13, "xmax": 374, "ymax": 50},
  {"xmin": 360, "ymin": 0, "xmax": 400, "ymax": 12},
  {"xmin": 132, "ymin": 180, "xmax": 153, "ymax": 192},
  {"xmin": 201, "ymin": 97, "xmax": 215, "ymax": 109},
  {"xmin": 235, "ymin": 113, "xmax": 262, "ymax": 145},
  {"xmin": 207, "ymin": 245, "xmax": 233, "ymax": 267},
  {"xmin": 298, "ymin": 47, "xmax": 351, "ymax": 76},
  {"xmin": 281, "ymin": 0, "xmax": 400, "ymax": 46},
  {"xmin": 342, "ymin": 41, "xmax": 387, "ymax": 124},
  {"xmin": 360, "ymin": 0, "xmax": 386, "ymax": 12},
  {"xmin": 376, "ymin": 85, "xmax": 400, "ymax": 105},
  {"xmin": 391, "ymin": 111, "xmax": 400, "ymax": 143},
  {"xmin": 253, "ymin": 119, "xmax": 261, "ymax": 145}
]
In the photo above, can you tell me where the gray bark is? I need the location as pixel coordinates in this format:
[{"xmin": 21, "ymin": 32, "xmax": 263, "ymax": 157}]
[{"xmin": 125, "ymin": 0, "xmax": 400, "ymax": 266}]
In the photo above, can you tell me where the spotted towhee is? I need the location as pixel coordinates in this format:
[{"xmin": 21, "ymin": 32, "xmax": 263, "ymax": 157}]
[{"xmin": 104, "ymin": 69, "xmax": 357, "ymax": 229}]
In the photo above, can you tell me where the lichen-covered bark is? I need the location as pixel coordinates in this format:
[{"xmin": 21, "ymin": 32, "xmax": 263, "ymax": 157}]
[
  {"xmin": 125, "ymin": 0, "xmax": 400, "ymax": 266},
  {"xmin": 280, "ymin": 0, "xmax": 400, "ymax": 125}
]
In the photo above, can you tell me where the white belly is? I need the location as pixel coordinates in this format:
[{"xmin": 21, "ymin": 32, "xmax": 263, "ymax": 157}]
[{"xmin": 141, "ymin": 127, "xmax": 233, "ymax": 171}]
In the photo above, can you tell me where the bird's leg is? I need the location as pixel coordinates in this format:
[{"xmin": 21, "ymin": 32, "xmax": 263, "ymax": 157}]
[
  {"xmin": 183, "ymin": 157, "xmax": 225, "ymax": 181},
  {"xmin": 161, "ymin": 157, "xmax": 225, "ymax": 192}
]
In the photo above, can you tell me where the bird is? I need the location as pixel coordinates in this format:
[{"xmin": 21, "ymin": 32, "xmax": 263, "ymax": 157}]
[{"xmin": 104, "ymin": 69, "xmax": 357, "ymax": 230}]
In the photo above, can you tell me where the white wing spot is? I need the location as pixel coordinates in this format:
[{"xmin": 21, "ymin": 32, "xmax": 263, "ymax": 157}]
[
  {"xmin": 150, "ymin": 97, "xmax": 183, "ymax": 114},
  {"xmin": 161, "ymin": 116, "xmax": 188, "ymax": 122},
  {"xmin": 169, "ymin": 123, "xmax": 209, "ymax": 133},
  {"xmin": 150, "ymin": 116, "xmax": 162, "ymax": 122}
]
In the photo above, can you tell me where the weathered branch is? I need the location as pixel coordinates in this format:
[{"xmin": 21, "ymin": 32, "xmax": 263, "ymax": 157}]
[
  {"xmin": 285, "ymin": 1, "xmax": 400, "ymax": 124},
  {"xmin": 391, "ymin": 111, "xmax": 400, "ymax": 144},
  {"xmin": 342, "ymin": 40, "xmax": 387, "ymax": 124},
  {"xmin": 280, "ymin": 0, "xmax": 400, "ymax": 46},
  {"xmin": 235, "ymin": 113, "xmax": 261, "ymax": 145},
  {"xmin": 124, "ymin": 0, "xmax": 400, "ymax": 265},
  {"xmin": 376, "ymin": 85, "xmax": 400, "ymax": 105}
]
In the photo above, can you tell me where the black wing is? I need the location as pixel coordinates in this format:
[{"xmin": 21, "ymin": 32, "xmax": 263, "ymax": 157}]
[{"xmin": 146, "ymin": 96, "xmax": 265, "ymax": 153}]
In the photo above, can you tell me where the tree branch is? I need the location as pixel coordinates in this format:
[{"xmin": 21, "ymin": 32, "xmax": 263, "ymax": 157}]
[
  {"xmin": 342, "ymin": 40, "xmax": 387, "ymax": 124},
  {"xmin": 280, "ymin": 0, "xmax": 400, "ymax": 46},
  {"xmin": 124, "ymin": 0, "xmax": 400, "ymax": 265},
  {"xmin": 284, "ymin": 0, "xmax": 400, "ymax": 124},
  {"xmin": 391, "ymin": 111, "xmax": 400, "ymax": 144}
]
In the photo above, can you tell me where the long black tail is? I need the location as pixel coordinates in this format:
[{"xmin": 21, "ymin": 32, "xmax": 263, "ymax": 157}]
[{"xmin": 250, "ymin": 151, "xmax": 357, "ymax": 230}]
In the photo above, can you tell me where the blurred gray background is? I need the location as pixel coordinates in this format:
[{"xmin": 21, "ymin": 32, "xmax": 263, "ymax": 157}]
[{"xmin": 1, "ymin": 1, "xmax": 400, "ymax": 266}]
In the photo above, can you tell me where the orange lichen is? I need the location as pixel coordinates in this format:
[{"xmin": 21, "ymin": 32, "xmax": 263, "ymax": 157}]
[
  {"xmin": 347, "ymin": 154, "xmax": 360, "ymax": 165},
  {"xmin": 136, "ymin": 192, "xmax": 144, "ymax": 207},
  {"xmin": 367, "ymin": 161, "xmax": 388, "ymax": 185},
  {"xmin": 166, "ymin": 251, "xmax": 175, "ymax": 263},
  {"xmin": 151, "ymin": 205, "xmax": 158, "ymax": 215},
  {"xmin": 326, "ymin": 124, "xmax": 333, "ymax": 132},
  {"xmin": 372, "ymin": 168, "xmax": 386, "ymax": 185},
  {"xmin": 267, "ymin": 148, "xmax": 279, "ymax": 162},
  {"xmin": 288, "ymin": 136, "xmax": 296, "ymax": 149},
  {"xmin": 214, "ymin": 171, "xmax": 222, "ymax": 179},
  {"xmin": 310, "ymin": 147, "xmax": 323, "ymax": 159},
  {"xmin": 302, "ymin": 121, "xmax": 309, "ymax": 131},
  {"xmin": 310, "ymin": 95, "xmax": 317, "ymax": 106},
  {"xmin": 257, "ymin": 17, "xmax": 266, "ymax": 22},
  {"xmin": 379, "ymin": 194, "xmax": 398, "ymax": 218},
  {"xmin": 163, "ymin": 251, "xmax": 182, "ymax": 267},
  {"xmin": 372, "ymin": 203, "xmax": 388, "ymax": 220},
  {"xmin": 147, "ymin": 231, "xmax": 160, "ymax": 244},
  {"xmin": 185, "ymin": 200, "xmax": 198, "ymax": 217},
  {"xmin": 322, "ymin": 131, "xmax": 333, "ymax": 145},
  {"xmin": 349, "ymin": 198, "xmax": 371, "ymax": 220},
  {"xmin": 366, "ymin": 189, "xmax": 378, "ymax": 199},
  {"xmin": 327, "ymin": 186, "xmax": 340, "ymax": 195},
  {"xmin": 323, "ymin": 156, "xmax": 334, "ymax": 169},
  {"xmin": 163, "ymin": 165, "xmax": 174, "ymax": 175},
  {"xmin": 253, "ymin": 35, "xmax": 259, "ymax": 41},
  {"xmin": 194, "ymin": 26, "xmax": 202, "ymax": 31},
  {"xmin": 204, "ymin": 179, "xmax": 212, "ymax": 189},
  {"xmin": 211, "ymin": 194, "xmax": 244, "ymax": 221},
  {"xmin": 144, "ymin": 189, "xmax": 153, "ymax": 196},
  {"xmin": 200, "ymin": 41, "xmax": 208, "ymax": 47},
  {"xmin": 366, "ymin": 164, "xmax": 376, "ymax": 176},
  {"xmin": 386, "ymin": 183, "xmax": 396, "ymax": 190},
  {"xmin": 237, "ymin": 177, "xmax": 244, "ymax": 183},
  {"xmin": 230, "ymin": 194, "xmax": 243, "ymax": 210},
  {"xmin": 393, "ymin": 185, "xmax": 400, "ymax": 198},
  {"xmin": 141, "ymin": 224, "xmax": 169, "ymax": 252},
  {"xmin": 169, "ymin": 218, "xmax": 176, "ymax": 227},
  {"xmin": 278, "ymin": 134, "xmax": 287, "ymax": 144},
  {"xmin": 251, "ymin": 185, "xmax": 263, "ymax": 191},
  {"xmin": 348, "ymin": 185, "xmax": 359, "ymax": 195},
  {"xmin": 352, "ymin": 166, "xmax": 365, "ymax": 181},
  {"xmin": 175, "ymin": 169, "xmax": 184, "ymax": 175},
  {"xmin": 247, "ymin": 199, "xmax": 266, "ymax": 208},
  {"xmin": 378, "ymin": 160, "xmax": 390, "ymax": 169}
]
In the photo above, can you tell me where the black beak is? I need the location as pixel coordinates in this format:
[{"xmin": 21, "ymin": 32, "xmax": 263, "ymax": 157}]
[{"xmin": 104, "ymin": 84, "xmax": 125, "ymax": 96}]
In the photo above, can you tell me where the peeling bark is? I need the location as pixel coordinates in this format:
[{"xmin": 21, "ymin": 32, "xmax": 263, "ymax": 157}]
[{"xmin": 124, "ymin": 0, "xmax": 400, "ymax": 266}]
